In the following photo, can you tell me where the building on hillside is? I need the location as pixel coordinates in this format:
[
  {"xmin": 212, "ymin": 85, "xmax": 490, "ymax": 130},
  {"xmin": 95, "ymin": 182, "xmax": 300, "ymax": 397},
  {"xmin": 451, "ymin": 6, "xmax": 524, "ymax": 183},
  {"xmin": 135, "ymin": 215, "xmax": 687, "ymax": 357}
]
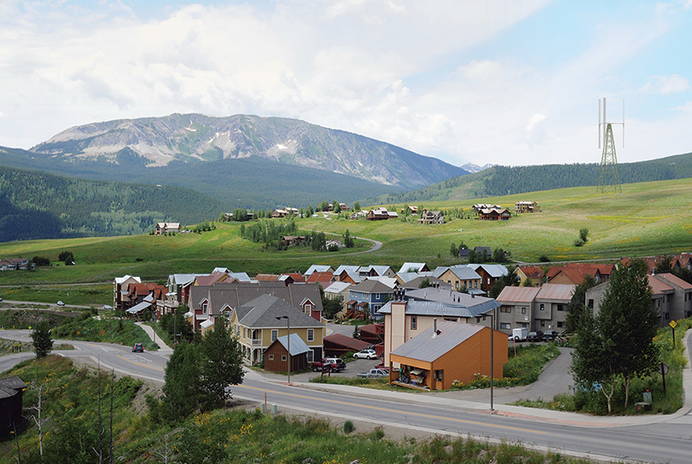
[
  {"xmin": 347, "ymin": 280, "xmax": 396, "ymax": 319},
  {"xmin": 472, "ymin": 203, "xmax": 501, "ymax": 212},
  {"xmin": 113, "ymin": 275, "xmax": 142, "ymax": 310},
  {"xmin": 400, "ymin": 275, "xmax": 449, "ymax": 290},
  {"xmin": 358, "ymin": 265, "xmax": 396, "ymax": 278},
  {"xmin": 478, "ymin": 208, "xmax": 511, "ymax": 221},
  {"xmin": 333, "ymin": 265, "xmax": 361, "ymax": 284},
  {"xmin": 271, "ymin": 209, "xmax": 289, "ymax": 218},
  {"xmin": 378, "ymin": 295, "xmax": 500, "ymax": 365},
  {"xmin": 433, "ymin": 265, "xmax": 482, "ymax": 292},
  {"xmin": 229, "ymin": 294, "xmax": 324, "ymax": 365},
  {"xmin": 279, "ymin": 273, "xmax": 305, "ymax": 285},
  {"xmin": 154, "ymin": 222, "xmax": 180, "ymax": 235},
  {"xmin": 304, "ymin": 265, "xmax": 334, "ymax": 276},
  {"xmin": 407, "ymin": 205, "xmax": 419, "ymax": 214},
  {"xmin": 546, "ymin": 263, "xmax": 614, "ymax": 285},
  {"xmin": 516, "ymin": 266, "xmax": 546, "ymax": 285},
  {"xmin": 366, "ymin": 207, "xmax": 398, "ymax": 220},
  {"xmin": 254, "ymin": 274, "xmax": 280, "ymax": 282},
  {"xmin": 0, "ymin": 258, "xmax": 31, "ymax": 271},
  {"xmin": 324, "ymin": 281, "xmax": 351, "ymax": 300},
  {"xmin": 419, "ymin": 210, "xmax": 445, "ymax": 224},
  {"xmin": 0, "ymin": 376, "xmax": 27, "ymax": 437},
  {"xmin": 619, "ymin": 253, "xmax": 692, "ymax": 274},
  {"xmin": 515, "ymin": 201, "xmax": 540, "ymax": 213},
  {"xmin": 496, "ymin": 283, "xmax": 575, "ymax": 333},
  {"xmin": 263, "ymin": 334, "xmax": 311, "ymax": 372},
  {"xmin": 586, "ymin": 273, "xmax": 692, "ymax": 324},
  {"xmin": 187, "ymin": 280, "xmax": 324, "ymax": 331},
  {"xmin": 280, "ymin": 235, "xmax": 307, "ymax": 247},
  {"xmin": 389, "ymin": 321, "xmax": 507, "ymax": 390},
  {"xmin": 467, "ymin": 264, "xmax": 509, "ymax": 292}
]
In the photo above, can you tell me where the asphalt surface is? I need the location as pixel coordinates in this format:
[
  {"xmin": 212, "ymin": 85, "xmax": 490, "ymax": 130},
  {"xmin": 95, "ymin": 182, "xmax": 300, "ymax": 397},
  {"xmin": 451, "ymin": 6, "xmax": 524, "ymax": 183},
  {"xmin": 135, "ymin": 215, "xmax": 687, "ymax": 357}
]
[{"xmin": 1, "ymin": 329, "xmax": 691, "ymax": 463}]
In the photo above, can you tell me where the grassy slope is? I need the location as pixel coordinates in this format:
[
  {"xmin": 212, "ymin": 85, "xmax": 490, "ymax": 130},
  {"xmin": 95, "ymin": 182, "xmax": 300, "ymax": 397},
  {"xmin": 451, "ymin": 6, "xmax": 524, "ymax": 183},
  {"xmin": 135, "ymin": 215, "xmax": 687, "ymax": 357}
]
[
  {"xmin": 0, "ymin": 284, "xmax": 112, "ymax": 305},
  {"xmin": 0, "ymin": 178, "xmax": 689, "ymax": 285},
  {"xmin": 0, "ymin": 356, "xmax": 598, "ymax": 464},
  {"xmin": 51, "ymin": 318, "xmax": 159, "ymax": 351}
]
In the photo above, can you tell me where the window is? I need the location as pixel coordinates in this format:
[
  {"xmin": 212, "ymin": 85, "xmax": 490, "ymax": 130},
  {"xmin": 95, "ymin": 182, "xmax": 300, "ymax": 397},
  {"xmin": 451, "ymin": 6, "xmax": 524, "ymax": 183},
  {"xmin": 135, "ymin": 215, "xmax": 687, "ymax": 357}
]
[
  {"xmin": 539, "ymin": 303, "xmax": 545, "ymax": 311},
  {"xmin": 271, "ymin": 330, "xmax": 278, "ymax": 342},
  {"xmin": 587, "ymin": 299, "xmax": 594, "ymax": 309},
  {"xmin": 500, "ymin": 306, "xmax": 511, "ymax": 313},
  {"xmin": 500, "ymin": 322, "xmax": 511, "ymax": 330},
  {"xmin": 521, "ymin": 307, "xmax": 527, "ymax": 315},
  {"xmin": 540, "ymin": 320, "xmax": 546, "ymax": 327},
  {"xmin": 410, "ymin": 316, "xmax": 417, "ymax": 330},
  {"xmin": 202, "ymin": 301, "xmax": 208, "ymax": 312},
  {"xmin": 281, "ymin": 355, "xmax": 287, "ymax": 361},
  {"xmin": 307, "ymin": 329, "xmax": 314, "ymax": 342},
  {"xmin": 307, "ymin": 349, "xmax": 314, "ymax": 362},
  {"xmin": 268, "ymin": 354, "xmax": 274, "ymax": 361},
  {"xmin": 435, "ymin": 370, "xmax": 444, "ymax": 381},
  {"xmin": 557, "ymin": 304, "xmax": 565, "ymax": 312},
  {"xmin": 557, "ymin": 321, "xmax": 564, "ymax": 328}
]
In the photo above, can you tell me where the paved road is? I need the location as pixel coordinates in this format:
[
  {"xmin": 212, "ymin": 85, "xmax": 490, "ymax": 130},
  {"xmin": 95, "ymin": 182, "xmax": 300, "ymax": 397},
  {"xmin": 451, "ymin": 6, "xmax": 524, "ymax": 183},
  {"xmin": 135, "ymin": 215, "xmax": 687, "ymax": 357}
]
[
  {"xmin": 1, "ymin": 329, "xmax": 691, "ymax": 463},
  {"xmin": 0, "ymin": 300, "xmax": 93, "ymax": 309}
]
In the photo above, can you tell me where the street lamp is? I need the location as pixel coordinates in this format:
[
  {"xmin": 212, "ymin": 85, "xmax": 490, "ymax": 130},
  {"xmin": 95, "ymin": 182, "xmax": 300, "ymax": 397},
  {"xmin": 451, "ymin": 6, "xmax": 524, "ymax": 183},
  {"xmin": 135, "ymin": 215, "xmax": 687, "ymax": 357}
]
[
  {"xmin": 483, "ymin": 305, "xmax": 499, "ymax": 413},
  {"xmin": 276, "ymin": 315, "xmax": 291, "ymax": 384}
]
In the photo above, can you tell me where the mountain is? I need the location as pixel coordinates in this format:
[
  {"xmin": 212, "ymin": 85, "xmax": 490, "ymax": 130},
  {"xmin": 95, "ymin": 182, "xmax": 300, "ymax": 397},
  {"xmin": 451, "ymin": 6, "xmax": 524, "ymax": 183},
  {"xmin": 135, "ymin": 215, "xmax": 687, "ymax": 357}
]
[
  {"xmin": 0, "ymin": 165, "xmax": 224, "ymax": 241},
  {"xmin": 375, "ymin": 152, "xmax": 692, "ymax": 203},
  {"xmin": 31, "ymin": 113, "xmax": 467, "ymax": 188},
  {"xmin": 460, "ymin": 163, "xmax": 494, "ymax": 173},
  {"xmin": 0, "ymin": 146, "xmax": 403, "ymax": 209}
]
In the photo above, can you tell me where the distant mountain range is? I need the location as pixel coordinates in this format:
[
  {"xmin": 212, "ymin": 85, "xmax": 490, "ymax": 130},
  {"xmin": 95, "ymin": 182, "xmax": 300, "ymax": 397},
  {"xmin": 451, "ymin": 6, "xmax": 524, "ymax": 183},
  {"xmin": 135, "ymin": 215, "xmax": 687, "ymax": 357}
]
[
  {"xmin": 460, "ymin": 163, "xmax": 494, "ymax": 173},
  {"xmin": 375, "ymin": 152, "xmax": 692, "ymax": 203},
  {"xmin": 31, "ymin": 113, "xmax": 467, "ymax": 188}
]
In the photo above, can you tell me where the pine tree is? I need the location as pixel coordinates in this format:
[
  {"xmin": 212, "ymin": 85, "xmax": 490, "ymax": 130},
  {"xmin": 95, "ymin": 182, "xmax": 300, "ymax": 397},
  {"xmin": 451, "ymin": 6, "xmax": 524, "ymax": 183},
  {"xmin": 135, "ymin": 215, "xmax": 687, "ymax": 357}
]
[
  {"xmin": 161, "ymin": 342, "xmax": 201, "ymax": 421},
  {"xmin": 31, "ymin": 322, "xmax": 53, "ymax": 358},
  {"xmin": 565, "ymin": 275, "xmax": 596, "ymax": 333},
  {"xmin": 199, "ymin": 319, "xmax": 245, "ymax": 411}
]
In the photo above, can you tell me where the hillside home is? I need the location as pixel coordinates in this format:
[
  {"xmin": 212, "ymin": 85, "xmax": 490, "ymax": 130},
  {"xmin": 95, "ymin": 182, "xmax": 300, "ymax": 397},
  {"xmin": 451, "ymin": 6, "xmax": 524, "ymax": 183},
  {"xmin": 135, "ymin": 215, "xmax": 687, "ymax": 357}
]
[
  {"xmin": 516, "ymin": 266, "xmax": 546, "ymax": 285},
  {"xmin": 468, "ymin": 264, "xmax": 509, "ymax": 292},
  {"xmin": 419, "ymin": 210, "xmax": 445, "ymax": 224},
  {"xmin": 378, "ymin": 294, "xmax": 500, "ymax": 364},
  {"xmin": 472, "ymin": 203, "xmax": 501, "ymax": 212},
  {"xmin": 359, "ymin": 265, "xmax": 396, "ymax": 278},
  {"xmin": 434, "ymin": 265, "xmax": 482, "ymax": 292},
  {"xmin": 271, "ymin": 209, "xmax": 289, "ymax": 218},
  {"xmin": 547, "ymin": 263, "xmax": 614, "ymax": 285},
  {"xmin": 113, "ymin": 275, "xmax": 142, "ymax": 310},
  {"xmin": 533, "ymin": 284, "xmax": 576, "ymax": 332},
  {"xmin": 333, "ymin": 265, "xmax": 361, "ymax": 284},
  {"xmin": 154, "ymin": 222, "xmax": 180, "ymax": 235},
  {"xmin": 586, "ymin": 273, "xmax": 692, "ymax": 324},
  {"xmin": 187, "ymin": 280, "xmax": 323, "ymax": 331},
  {"xmin": 478, "ymin": 208, "xmax": 511, "ymax": 221},
  {"xmin": 389, "ymin": 321, "xmax": 507, "ymax": 390},
  {"xmin": 515, "ymin": 201, "xmax": 540, "ymax": 213},
  {"xmin": 347, "ymin": 280, "xmax": 396, "ymax": 319},
  {"xmin": 229, "ymin": 294, "xmax": 325, "ymax": 365},
  {"xmin": 0, "ymin": 258, "xmax": 30, "ymax": 271},
  {"xmin": 407, "ymin": 205, "xmax": 419, "ymax": 214},
  {"xmin": 304, "ymin": 265, "xmax": 334, "ymax": 276}
]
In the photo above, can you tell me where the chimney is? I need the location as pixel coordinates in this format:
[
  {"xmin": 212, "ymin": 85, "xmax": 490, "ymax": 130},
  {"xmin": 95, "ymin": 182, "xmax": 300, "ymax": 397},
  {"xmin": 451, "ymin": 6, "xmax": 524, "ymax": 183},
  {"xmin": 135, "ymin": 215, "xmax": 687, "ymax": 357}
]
[{"xmin": 432, "ymin": 318, "xmax": 438, "ymax": 338}]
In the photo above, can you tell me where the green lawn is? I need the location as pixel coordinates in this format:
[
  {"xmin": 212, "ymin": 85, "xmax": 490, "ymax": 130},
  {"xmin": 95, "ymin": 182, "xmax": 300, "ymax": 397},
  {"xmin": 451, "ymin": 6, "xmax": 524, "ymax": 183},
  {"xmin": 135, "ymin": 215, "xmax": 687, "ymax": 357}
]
[
  {"xmin": 0, "ymin": 178, "xmax": 689, "ymax": 284},
  {"xmin": 0, "ymin": 284, "xmax": 111, "ymax": 305},
  {"xmin": 51, "ymin": 317, "xmax": 159, "ymax": 351}
]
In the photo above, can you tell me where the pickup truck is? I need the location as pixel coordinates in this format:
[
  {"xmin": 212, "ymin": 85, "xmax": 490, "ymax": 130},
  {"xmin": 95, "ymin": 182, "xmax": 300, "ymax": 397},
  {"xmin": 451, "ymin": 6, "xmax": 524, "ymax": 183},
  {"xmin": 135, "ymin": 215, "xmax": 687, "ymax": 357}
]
[{"xmin": 311, "ymin": 358, "xmax": 346, "ymax": 372}]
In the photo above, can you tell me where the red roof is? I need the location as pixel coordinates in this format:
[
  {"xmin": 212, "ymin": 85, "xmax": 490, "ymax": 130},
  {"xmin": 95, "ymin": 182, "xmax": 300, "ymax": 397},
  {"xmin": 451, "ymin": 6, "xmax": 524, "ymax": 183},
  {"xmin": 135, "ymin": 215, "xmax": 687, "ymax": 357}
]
[
  {"xmin": 282, "ymin": 273, "xmax": 306, "ymax": 283},
  {"xmin": 547, "ymin": 263, "xmax": 614, "ymax": 284},
  {"xmin": 194, "ymin": 272, "xmax": 230, "ymax": 286},
  {"xmin": 359, "ymin": 324, "xmax": 384, "ymax": 336},
  {"xmin": 648, "ymin": 275, "xmax": 675, "ymax": 295},
  {"xmin": 323, "ymin": 334, "xmax": 371, "ymax": 351},
  {"xmin": 127, "ymin": 283, "xmax": 166, "ymax": 299},
  {"xmin": 518, "ymin": 265, "xmax": 545, "ymax": 280},
  {"xmin": 654, "ymin": 273, "xmax": 692, "ymax": 290},
  {"xmin": 307, "ymin": 271, "xmax": 333, "ymax": 284}
]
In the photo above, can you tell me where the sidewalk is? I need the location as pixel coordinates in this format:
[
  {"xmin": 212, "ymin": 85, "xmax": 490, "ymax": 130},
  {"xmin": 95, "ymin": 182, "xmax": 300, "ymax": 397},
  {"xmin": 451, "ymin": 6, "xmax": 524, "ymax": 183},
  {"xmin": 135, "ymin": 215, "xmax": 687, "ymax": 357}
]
[
  {"xmin": 135, "ymin": 322, "xmax": 173, "ymax": 352},
  {"xmin": 250, "ymin": 330, "xmax": 692, "ymax": 429}
]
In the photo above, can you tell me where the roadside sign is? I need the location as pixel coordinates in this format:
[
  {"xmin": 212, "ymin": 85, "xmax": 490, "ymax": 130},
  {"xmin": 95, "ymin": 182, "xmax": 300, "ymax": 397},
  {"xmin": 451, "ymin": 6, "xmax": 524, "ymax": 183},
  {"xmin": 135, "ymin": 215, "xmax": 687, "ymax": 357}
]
[{"xmin": 669, "ymin": 320, "xmax": 677, "ymax": 329}]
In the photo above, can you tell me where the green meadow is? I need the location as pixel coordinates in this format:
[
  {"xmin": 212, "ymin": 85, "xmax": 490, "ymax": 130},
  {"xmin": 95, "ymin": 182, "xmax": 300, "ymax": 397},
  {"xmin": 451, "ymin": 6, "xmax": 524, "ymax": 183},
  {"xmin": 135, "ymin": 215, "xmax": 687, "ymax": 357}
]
[{"xmin": 0, "ymin": 178, "xmax": 688, "ymax": 296}]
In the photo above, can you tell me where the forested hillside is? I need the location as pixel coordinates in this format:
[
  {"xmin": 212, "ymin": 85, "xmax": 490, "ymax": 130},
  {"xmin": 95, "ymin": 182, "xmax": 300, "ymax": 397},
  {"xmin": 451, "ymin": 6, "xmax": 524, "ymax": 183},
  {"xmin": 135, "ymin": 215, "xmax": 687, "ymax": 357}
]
[
  {"xmin": 0, "ymin": 166, "xmax": 223, "ymax": 241},
  {"xmin": 376, "ymin": 152, "xmax": 692, "ymax": 203}
]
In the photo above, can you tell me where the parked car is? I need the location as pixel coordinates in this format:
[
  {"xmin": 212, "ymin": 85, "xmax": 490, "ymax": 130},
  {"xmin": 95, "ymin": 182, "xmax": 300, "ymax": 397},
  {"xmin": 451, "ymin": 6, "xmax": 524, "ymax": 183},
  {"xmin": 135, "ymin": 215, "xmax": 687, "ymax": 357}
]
[
  {"xmin": 527, "ymin": 331, "xmax": 542, "ymax": 342},
  {"xmin": 103, "ymin": 305, "xmax": 113, "ymax": 310},
  {"xmin": 543, "ymin": 331, "xmax": 559, "ymax": 341},
  {"xmin": 132, "ymin": 343, "xmax": 144, "ymax": 353},
  {"xmin": 374, "ymin": 362, "xmax": 390, "ymax": 371},
  {"xmin": 56, "ymin": 301, "xmax": 65, "ymax": 307},
  {"xmin": 353, "ymin": 349, "xmax": 378, "ymax": 360},
  {"xmin": 311, "ymin": 358, "xmax": 347, "ymax": 372},
  {"xmin": 357, "ymin": 368, "xmax": 389, "ymax": 378}
]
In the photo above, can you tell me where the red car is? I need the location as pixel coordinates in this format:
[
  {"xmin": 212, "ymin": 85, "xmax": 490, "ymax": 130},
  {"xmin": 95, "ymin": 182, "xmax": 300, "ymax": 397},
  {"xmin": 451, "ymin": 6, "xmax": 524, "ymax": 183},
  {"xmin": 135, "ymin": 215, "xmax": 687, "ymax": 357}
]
[{"xmin": 132, "ymin": 343, "xmax": 144, "ymax": 353}]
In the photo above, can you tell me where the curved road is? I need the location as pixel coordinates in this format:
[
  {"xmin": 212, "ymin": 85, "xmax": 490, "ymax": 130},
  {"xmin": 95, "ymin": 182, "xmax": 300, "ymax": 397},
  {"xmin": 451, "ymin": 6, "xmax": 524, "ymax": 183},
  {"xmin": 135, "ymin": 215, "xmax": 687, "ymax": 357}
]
[{"xmin": 1, "ymin": 329, "xmax": 691, "ymax": 464}]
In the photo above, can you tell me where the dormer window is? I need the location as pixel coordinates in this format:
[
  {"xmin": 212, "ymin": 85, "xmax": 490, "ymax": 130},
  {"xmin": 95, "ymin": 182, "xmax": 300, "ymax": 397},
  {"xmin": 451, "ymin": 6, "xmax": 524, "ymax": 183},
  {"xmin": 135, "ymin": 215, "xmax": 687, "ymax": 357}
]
[{"xmin": 202, "ymin": 300, "xmax": 209, "ymax": 313}]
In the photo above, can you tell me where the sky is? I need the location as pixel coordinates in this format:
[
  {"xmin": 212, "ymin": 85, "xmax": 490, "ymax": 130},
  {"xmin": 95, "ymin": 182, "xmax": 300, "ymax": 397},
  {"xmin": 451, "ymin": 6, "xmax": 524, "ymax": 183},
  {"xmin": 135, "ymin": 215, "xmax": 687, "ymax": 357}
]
[{"xmin": 2, "ymin": 0, "xmax": 692, "ymax": 167}]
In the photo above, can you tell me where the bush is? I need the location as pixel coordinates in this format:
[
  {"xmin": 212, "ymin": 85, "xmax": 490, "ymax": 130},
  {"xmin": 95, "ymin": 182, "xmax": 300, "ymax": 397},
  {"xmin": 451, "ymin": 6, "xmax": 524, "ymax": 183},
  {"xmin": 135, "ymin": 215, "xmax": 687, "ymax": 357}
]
[
  {"xmin": 574, "ymin": 239, "xmax": 585, "ymax": 247},
  {"xmin": 32, "ymin": 256, "xmax": 51, "ymax": 266},
  {"xmin": 539, "ymin": 255, "xmax": 550, "ymax": 262},
  {"xmin": 343, "ymin": 420, "xmax": 355, "ymax": 434}
]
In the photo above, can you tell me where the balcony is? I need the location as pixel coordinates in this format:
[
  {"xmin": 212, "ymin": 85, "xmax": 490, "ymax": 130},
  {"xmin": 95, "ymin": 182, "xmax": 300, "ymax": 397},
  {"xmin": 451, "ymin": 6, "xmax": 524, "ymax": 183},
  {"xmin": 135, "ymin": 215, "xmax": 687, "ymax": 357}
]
[{"xmin": 251, "ymin": 338, "xmax": 263, "ymax": 346}]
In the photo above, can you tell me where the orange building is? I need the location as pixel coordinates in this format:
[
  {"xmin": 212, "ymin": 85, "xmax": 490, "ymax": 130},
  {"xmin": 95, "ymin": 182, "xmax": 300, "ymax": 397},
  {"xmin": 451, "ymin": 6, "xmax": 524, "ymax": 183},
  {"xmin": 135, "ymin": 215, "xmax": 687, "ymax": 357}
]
[{"xmin": 389, "ymin": 320, "xmax": 507, "ymax": 391}]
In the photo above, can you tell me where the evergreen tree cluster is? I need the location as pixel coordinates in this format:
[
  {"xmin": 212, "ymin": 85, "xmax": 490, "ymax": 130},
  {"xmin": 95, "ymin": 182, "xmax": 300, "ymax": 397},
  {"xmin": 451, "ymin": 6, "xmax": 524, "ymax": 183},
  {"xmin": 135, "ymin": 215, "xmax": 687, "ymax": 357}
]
[{"xmin": 240, "ymin": 219, "xmax": 297, "ymax": 245}]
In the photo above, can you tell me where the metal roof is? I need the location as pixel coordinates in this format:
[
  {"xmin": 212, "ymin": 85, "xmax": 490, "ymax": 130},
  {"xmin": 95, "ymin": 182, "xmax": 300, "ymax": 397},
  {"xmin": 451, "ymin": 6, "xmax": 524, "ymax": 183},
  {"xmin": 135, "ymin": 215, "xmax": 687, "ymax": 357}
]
[
  {"xmin": 535, "ymin": 284, "xmax": 576, "ymax": 301},
  {"xmin": 496, "ymin": 286, "xmax": 541, "ymax": 303},
  {"xmin": 349, "ymin": 279, "xmax": 395, "ymax": 294},
  {"xmin": 126, "ymin": 301, "xmax": 151, "ymax": 314},
  {"xmin": 378, "ymin": 299, "xmax": 498, "ymax": 318},
  {"xmin": 305, "ymin": 265, "xmax": 333, "ymax": 275},
  {"xmin": 398, "ymin": 262, "xmax": 427, "ymax": 273},
  {"xmin": 397, "ymin": 271, "xmax": 433, "ymax": 283},
  {"xmin": 391, "ymin": 321, "xmax": 485, "ymax": 362},
  {"xmin": 445, "ymin": 265, "xmax": 482, "ymax": 280},
  {"xmin": 275, "ymin": 334, "xmax": 311, "ymax": 356},
  {"xmin": 324, "ymin": 281, "xmax": 351, "ymax": 293},
  {"xmin": 236, "ymin": 294, "xmax": 323, "ymax": 328},
  {"xmin": 469, "ymin": 264, "xmax": 509, "ymax": 278}
]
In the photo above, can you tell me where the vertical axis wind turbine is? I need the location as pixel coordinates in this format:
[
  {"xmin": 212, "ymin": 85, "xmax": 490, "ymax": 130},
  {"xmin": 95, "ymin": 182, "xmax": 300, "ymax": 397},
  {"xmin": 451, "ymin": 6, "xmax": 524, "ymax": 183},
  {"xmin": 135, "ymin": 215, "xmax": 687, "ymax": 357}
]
[{"xmin": 597, "ymin": 97, "xmax": 624, "ymax": 193}]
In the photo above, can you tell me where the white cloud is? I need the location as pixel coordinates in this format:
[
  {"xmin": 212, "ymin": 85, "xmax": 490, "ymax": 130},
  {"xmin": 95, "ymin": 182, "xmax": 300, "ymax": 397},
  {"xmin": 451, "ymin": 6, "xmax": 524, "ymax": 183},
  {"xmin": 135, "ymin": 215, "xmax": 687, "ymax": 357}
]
[
  {"xmin": 0, "ymin": 0, "xmax": 688, "ymax": 168},
  {"xmin": 641, "ymin": 74, "xmax": 690, "ymax": 95}
]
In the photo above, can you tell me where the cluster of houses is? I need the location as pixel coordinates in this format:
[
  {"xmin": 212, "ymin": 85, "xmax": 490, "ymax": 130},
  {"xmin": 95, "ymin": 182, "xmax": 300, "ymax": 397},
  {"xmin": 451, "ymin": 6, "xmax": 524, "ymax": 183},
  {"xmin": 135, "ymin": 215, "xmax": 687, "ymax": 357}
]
[
  {"xmin": 0, "ymin": 258, "xmax": 31, "ymax": 271},
  {"xmin": 154, "ymin": 223, "xmax": 180, "ymax": 235},
  {"xmin": 271, "ymin": 207, "xmax": 300, "ymax": 218},
  {"xmin": 111, "ymin": 251, "xmax": 691, "ymax": 390}
]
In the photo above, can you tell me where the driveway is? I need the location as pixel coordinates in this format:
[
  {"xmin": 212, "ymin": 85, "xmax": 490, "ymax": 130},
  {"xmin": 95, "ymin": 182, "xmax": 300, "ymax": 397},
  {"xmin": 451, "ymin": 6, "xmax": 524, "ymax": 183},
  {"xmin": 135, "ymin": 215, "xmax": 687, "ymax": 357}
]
[{"xmin": 428, "ymin": 347, "xmax": 574, "ymax": 404}]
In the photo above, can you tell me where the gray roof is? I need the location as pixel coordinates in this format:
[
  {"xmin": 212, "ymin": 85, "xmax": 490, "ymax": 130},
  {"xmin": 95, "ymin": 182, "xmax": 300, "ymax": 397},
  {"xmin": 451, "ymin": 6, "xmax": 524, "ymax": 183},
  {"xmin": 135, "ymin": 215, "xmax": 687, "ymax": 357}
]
[
  {"xmin": 468, "ymin": 264, "xmax": 509, "ymax": 278},
  {"xmin": 378, "ymin": 299, "xmax": 497, "ymax": 318},
  {"xmin": 126, "ymin": 301, "xmax": 152, "ymax": 314},
  {"xmin": 431, "ymin": 266, "xmax": 448, "ymax": 278},
  {"xmin": 445, "ymin": 265, "xmax": 482, "ymax": 280},
  {"xmin": 397, "ymin": 271, "xmax": 433, "ymax": 283},
  {"xmin": 349, "ymin": 279, "xmax": 395, "ymax": 294},
  {"xmin": 0, "ymin": 376, "xmax": 26, "ymax": 399},
  {"xmin": 274, "ymin": 334, "xmax": 311, "ymax": 356},
  {"xmin": 188, "ymin": 281, "xmax": 323, "ymax": 315},
  {"xmin": 334, "ymin": 265, "xmax": 360, "ymax": 275},
  {"xmin": 305, "ymin": 265, "xmax": 333, "ymax": 275},
  {"xmin": 324, "ymin": 281, "xmax": 351, "ymax": 293},
  {"xmin": 361, "ymin": 265, "xmax": 392, "ymax": 276},
  {"xmin": 405, "ymin": 287, "xmax": 496, "ymax": 308},
  {"xmin": 169, "ymin": 273, "xmax": 208, "ymax": 286},
  {"xmin": 398, "ymin": 262, "xmax": 428, "ymax": 273},
  {"xmin": 391, "ymin": 321, "xmax": 485, "ymax": 362},
  {"xmin": 228, "ymin": 272, "xmax": 252, "ymax": 282},
  {"xmin": 235, "ymin": 294, "xmax": 324, "ymax": 328}
]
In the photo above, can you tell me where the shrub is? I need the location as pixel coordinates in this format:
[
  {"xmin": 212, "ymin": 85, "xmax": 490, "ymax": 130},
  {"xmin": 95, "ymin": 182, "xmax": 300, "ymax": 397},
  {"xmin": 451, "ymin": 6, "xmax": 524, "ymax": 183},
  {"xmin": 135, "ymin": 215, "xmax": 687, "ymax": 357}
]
[
  {"xmin": 343, "ymin": 420, "xmax": 355, "ymax": 434},
  {"xmin": 539, "ymin": 255, "xmax": 550, "ymax": 262},
  {"xmin": 574, "ymin": 239, "xmax": 584, "ymax": 247}
]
